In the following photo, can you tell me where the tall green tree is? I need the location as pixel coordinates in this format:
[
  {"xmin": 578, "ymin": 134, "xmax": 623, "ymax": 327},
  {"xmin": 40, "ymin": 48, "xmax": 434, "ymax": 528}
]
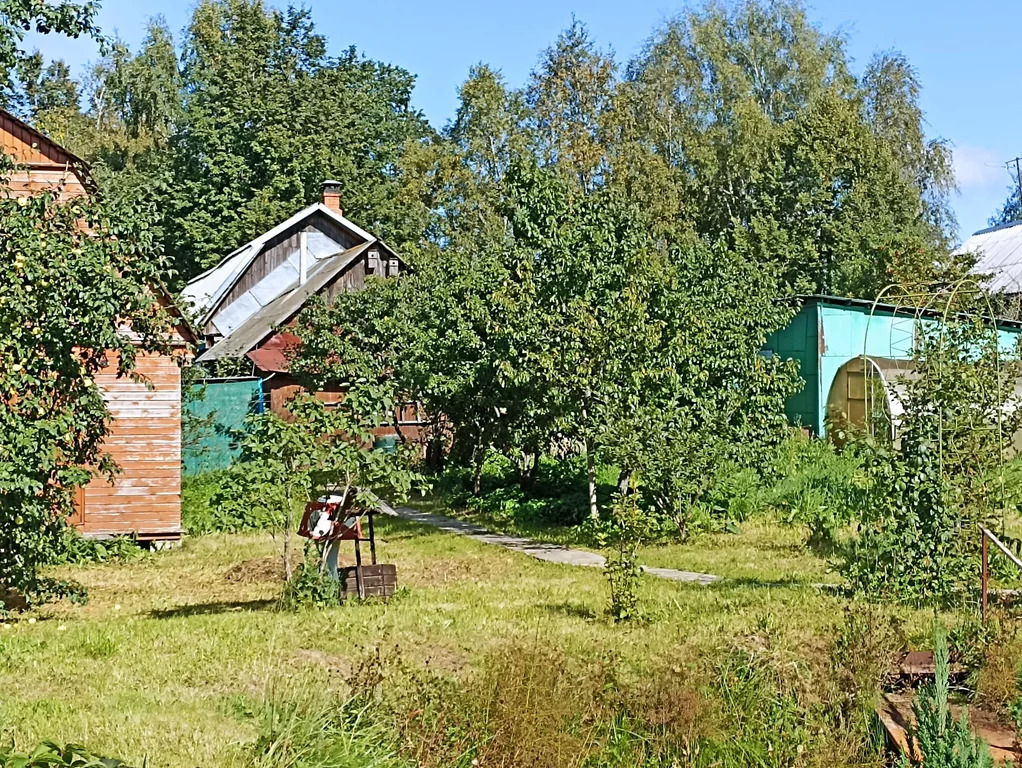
[
  {"xmin": 526, "ymin": 20, "xmax": 615, "ymax": 192},
  {"xmin": 614, "ymin": 0, "xmax": 959, "ymax": 298},
  {"xmin": 499, "ymin": 160, "xmax": 798, "ymax": 518},
  {"xmin": 861, "ymin": 51, "xmax": 956, "ymax": 244},
  {"xmin": 0, "ymin": 0, "xmax": 101, "ymax": 110},
  {"xmin": 15, "ymin": 56, "xmax": 79, "ymax": 116}
]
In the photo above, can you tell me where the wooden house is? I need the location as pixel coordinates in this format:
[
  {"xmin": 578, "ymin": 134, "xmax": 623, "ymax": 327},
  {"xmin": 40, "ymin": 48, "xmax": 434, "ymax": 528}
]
[
  {"xmin": 182, "ymin": 183, "xmax": 422, "ymax": 441},
  {"xmin": 1, "ymin": 109, "xmax": 193, "ymax": 542}
]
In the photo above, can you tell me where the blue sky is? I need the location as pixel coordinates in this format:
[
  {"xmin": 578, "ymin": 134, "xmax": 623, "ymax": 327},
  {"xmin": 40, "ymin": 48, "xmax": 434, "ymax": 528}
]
[{"xmin": 29, "ymin": 0, "xmax": 1022, "ymax": 243}]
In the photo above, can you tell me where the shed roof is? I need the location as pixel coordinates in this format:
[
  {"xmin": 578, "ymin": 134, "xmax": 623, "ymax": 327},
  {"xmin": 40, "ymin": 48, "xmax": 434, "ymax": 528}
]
[
  {"xmin": 796, "ymin": 294, "xmax": 1022, "ymax": 330},
  {"xmin": 246, "ymin": 332, "xmax": 301, "ymax": 373},
  {"xmin": 181, "ymin": 202, "xmax": 378, "ymax": 325},
  {"xmin": 197, "ymin": 241, "xmax": 371, "ymax": 361},
  {"xmin": 958, "ymin": 220, "xmax": 1022, "ymax": 295}
]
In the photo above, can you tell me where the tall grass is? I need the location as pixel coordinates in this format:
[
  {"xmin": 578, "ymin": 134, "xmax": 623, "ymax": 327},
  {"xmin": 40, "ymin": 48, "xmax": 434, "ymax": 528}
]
[
  {"xmin": 251, "ymin": 691, "xmax": 407, "ymax": 768},
  {"xmin": 251, "ymin": 623, "xmax": 896, "ymax": 768}
]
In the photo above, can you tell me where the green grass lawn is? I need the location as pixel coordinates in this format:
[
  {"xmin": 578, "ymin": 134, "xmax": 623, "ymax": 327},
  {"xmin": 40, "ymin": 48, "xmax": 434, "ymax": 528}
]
[
  {"xmin": 636, "ymin": 519, "xmax": 840, "ymax": 584},
  {"xmin": 0, "ymin": 512, "xmax": 994, "ymax": 767},
  {"xmin": 411, "ymin": 495, "xmax": 839, "ymax": 584}
]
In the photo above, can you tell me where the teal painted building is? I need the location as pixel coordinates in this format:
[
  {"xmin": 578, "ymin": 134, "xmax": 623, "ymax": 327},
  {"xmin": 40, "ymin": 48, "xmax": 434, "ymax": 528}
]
[{"xmin": 766, "ymin": 296, "xmax": 1022, "ymax": 437}]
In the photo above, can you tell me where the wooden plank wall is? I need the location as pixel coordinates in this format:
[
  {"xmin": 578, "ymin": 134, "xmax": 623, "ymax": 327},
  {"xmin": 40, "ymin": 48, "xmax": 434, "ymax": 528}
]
[
  {"xmin": 1, "ymin": 112, "xmax": 88, "ymax": 200},
  {"xmin": 81, "ymin": 353, "xmax": 183, "ymax": 538},
  {"xmin": 5, "ymin": 168, "xmax": 88, "ymax": 200},
  {"xmin": 322, "ymin": 258, "xmax": 368, "ymax": 303}
]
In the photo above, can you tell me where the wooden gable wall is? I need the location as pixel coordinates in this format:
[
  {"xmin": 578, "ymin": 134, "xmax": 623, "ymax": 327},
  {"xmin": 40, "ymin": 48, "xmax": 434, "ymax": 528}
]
[
  {"xmin": 1, "ymin": 111, "xmax": 90, "ymax": 200},
  {"xmin": 205, "ymin": 213, "xmax": 365, "ymax": 336}
]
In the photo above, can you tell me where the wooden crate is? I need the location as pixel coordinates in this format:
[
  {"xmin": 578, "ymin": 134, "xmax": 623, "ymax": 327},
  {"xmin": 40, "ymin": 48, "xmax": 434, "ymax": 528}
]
[{"xmin": 339, "ymin": 564, "xmax": 397, "ymax": 599}]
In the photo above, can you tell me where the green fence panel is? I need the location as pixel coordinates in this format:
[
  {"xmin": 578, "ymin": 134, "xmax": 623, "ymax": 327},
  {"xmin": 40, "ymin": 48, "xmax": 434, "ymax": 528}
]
[{"xmin": 182, "ymin": 378, "xmax": 263, "ymax": 476}]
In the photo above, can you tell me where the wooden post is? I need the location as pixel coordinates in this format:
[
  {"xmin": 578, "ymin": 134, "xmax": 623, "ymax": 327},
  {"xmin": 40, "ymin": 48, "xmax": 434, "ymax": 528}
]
[
  {"xmin": 368, "ymin": 512, "xmax": 377, "ymax": 566},
  {"xmin": 982, "ymin": 532, "xmax": 989, "ymax": 624}
]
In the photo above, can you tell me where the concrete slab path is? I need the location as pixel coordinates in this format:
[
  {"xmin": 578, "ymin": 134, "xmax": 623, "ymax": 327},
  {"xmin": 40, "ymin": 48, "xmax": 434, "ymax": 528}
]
[{"xmin": 376, "ymin": 499, "xmax": 720, "ymax": 586}]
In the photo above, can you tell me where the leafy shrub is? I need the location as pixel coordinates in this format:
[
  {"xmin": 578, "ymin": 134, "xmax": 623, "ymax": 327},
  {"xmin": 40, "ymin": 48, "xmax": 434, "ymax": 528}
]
[
  {"xmin": 765, "ymin": 433, "xmax": 863, "ymax": 548},
  {"xmin": 280, "ymin": 557, "xmax": 343, "ymax": 611},
  {"xmin": 663, "ymin": 433, "xmax": 862, "ymax": 542},
  {"xmin": 52, "ymin": 531, "xmax": 147, "ymax": 566},
  {"xmin": 845, "ymin": 437, "xmax": 977, "ymax": 605},
  {"xmin": 439, "ymin": 452, "xmax": 596, "ymax": 527},
  {"xmin": 469, "ymin": 485, "xmax": 590, "ymax": 527},
  {"xmin": 433, "ymin": 451, "xmax": 516, "ymax": 504},
  {"xmin": 0, "ymin": 741, "xmax": 130, "ymax": 767},
  {"xmin": 603, "ymin": 491, "xmax": 645, "ymax": 622},
  {"xmin": 182, "ymin": 467, "xmax": 273, "ymax": 534}
]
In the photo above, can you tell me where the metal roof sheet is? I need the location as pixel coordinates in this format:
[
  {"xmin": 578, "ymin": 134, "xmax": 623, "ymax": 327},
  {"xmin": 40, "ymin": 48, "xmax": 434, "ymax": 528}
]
[
  {"xmin": 794, "ymin": 294, "xmax": 1022, "ymax": 330},
  {"xmin": 181, "ymin": 202, "xmax": 378, "ymax": 324},
  {"xmin": 959, "ymin": 220, "xmax": 1022, "ymax": 294},
  {"xmin": 197, "ymin": 242, "xmax": 372, "ymax": 361}
]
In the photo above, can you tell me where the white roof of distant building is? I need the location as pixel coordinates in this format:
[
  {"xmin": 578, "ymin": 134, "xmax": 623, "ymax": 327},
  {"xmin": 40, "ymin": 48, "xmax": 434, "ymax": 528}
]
[{"xmin": 959, "ymin": 220, "xmax": 1022, "ymax": 294}]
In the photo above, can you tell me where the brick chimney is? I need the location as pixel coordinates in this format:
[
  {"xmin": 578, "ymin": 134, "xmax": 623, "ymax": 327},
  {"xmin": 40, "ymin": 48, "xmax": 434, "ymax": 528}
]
[{"xmin": 321, "ymin": 180, "xmax": 343, "ymax": 215}]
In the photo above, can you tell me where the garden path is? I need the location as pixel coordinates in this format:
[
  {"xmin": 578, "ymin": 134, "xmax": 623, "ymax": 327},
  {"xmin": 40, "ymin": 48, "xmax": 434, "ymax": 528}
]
[{"xmin": 376, "ymin": 499, "xmax": 721, "ymax": 586}]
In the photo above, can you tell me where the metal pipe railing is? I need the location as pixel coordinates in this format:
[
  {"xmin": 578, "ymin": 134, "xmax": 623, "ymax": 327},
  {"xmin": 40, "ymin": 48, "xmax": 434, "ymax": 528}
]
[{"xmin": 980, "ymin": 525, "xmax": 1022, "ymax": 622}]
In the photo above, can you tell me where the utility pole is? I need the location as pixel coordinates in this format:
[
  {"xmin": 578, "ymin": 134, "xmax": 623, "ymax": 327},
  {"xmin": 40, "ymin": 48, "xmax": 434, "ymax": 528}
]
[
  {"xmin": 1015, "ymin": 157, "xmax": 1022, "ymax": 205},
  {"xmin": 1009, "ymin": 157, "xmax": 1022, "ymax": 208}
]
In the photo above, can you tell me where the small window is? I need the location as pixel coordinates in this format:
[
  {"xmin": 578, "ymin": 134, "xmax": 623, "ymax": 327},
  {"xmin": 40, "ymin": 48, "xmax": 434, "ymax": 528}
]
[
  {"xmin": 367, "ymin": 250, "xmax": 379, "ymax": 274},
  {"xmin": 388, "ymin": 258, "xmax": 400, "ymax": 277}
]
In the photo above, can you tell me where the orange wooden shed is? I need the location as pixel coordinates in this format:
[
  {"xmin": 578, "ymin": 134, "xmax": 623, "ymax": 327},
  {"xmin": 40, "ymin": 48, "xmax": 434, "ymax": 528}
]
[{"xmin": 2, "ymin": 109, "xmax": 193, "ymax": 542}]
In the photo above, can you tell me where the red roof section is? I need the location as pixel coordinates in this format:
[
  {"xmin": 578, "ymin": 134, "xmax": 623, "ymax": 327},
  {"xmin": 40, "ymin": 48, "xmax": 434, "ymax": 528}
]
[{"xmin": 246, "ymin": 331, "xmax": 302, "ymax": 373}]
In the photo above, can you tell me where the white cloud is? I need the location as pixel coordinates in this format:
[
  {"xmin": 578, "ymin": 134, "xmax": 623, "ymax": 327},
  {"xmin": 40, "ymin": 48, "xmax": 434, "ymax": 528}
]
[{"xmin": 953, "ymin": 145, "xmax": 1010, "ymax": 191}]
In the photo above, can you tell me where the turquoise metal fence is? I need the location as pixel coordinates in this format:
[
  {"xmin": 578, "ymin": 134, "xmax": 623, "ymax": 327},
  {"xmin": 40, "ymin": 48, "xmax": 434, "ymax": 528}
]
[{"xmin": 182, "ymin": 377, "xmax": 264, "ymax": 476}]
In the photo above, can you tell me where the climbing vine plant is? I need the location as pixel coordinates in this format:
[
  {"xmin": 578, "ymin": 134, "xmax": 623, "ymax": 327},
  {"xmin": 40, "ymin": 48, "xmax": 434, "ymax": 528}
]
[{"xmin": 848, "ymin": 286, "xmax": 1022, "ymax": 604}]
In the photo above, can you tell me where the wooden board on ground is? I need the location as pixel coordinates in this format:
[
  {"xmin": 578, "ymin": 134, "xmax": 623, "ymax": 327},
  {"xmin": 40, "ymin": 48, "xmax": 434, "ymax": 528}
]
[{"xmin": 877, "ymin": 693, "xmax": 1018, "ymax": 764}]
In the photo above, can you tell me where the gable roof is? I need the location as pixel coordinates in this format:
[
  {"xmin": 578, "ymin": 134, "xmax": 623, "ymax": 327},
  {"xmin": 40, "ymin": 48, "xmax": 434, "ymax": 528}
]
[
  {"xmin": 197, "ymin": 241, "xmax": 372, "ymax": 362},
  {"xmin": 0, "ymin": 108, "xmax": 95, "ymax": 192},
  {"xmin": 958, "ymin": 220, "xmax": 1022, "ymax": 295},
  {"xmin": 181, "ymin": 202, "xmax": 379, "ymax": 325}
]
